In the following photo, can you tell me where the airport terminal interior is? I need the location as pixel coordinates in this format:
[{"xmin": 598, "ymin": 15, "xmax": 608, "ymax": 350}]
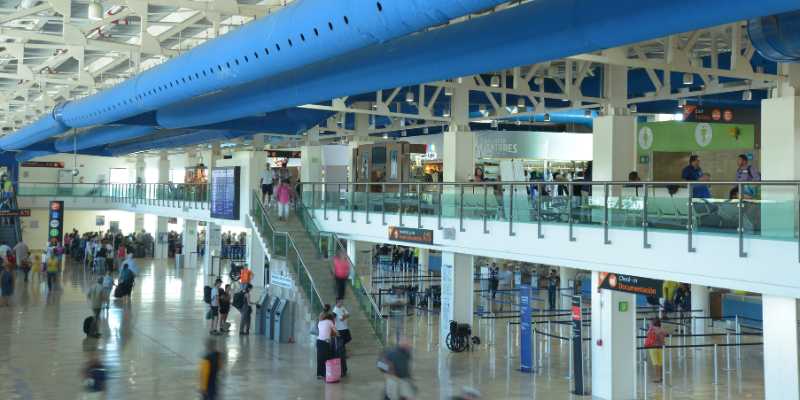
[{"xmin": 0, "ymin": 0, "xmax": 799, "ymax": 399}]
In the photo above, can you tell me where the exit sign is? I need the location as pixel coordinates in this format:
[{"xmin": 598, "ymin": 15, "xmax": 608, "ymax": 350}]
[{"xmin": 619, "ymin": 302, "xmax": 628, "ymax": 312}]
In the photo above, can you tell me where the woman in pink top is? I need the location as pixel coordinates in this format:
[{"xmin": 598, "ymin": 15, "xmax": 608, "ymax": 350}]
[
  {"xmin": 316, "ymin": 313, "xmax": 340, "ymax": 379},
  {"xmin": 648, "ymin": 317, "xmax": 667, "ymax": 383},
  {"xmin": 275, "ymin": 179, "xmax": 292, "ymax": 221},
  {"xmin": 334, "ymin": 254, "xmax": 349, "ymax": 300}
]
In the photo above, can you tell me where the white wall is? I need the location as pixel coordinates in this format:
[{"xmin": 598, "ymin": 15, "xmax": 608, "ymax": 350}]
[{"xmin": 18, "ymin": 154, "xmax": 130, "ymax": 184}]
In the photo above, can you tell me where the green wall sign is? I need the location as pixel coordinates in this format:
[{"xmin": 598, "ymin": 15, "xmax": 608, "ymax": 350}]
[
  {"xmin": 637, "ymin": 121, "xmax": 755, "ymax": 154},
  {"xmin": 619, "ymin": 302, "xmax": 628, "ymax": 312}
]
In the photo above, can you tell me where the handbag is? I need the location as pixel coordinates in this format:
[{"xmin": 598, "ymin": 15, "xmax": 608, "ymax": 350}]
[
  {"xmin": 310, "ymin": 323, "xmax": 319, "ymax": 336},
  {"xmin": 644, "ymin": 330, "xmax": 656, "ymax": 348},
  {"xmin": 205, "ymin": 310, "xmax": 212, "ymax": 320}
]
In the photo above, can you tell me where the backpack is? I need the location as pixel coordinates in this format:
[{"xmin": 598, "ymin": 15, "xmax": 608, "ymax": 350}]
[
  {"xmin": 232, "ymin": 291, "xmax": 245, "ymax": 310},
  {"xmin": 203, "ymin": 286, "xmax": 212, "ymax": 304},
  {"xmin": 121, "ymin": 268, "xmax": 133, "ymax": 282}
]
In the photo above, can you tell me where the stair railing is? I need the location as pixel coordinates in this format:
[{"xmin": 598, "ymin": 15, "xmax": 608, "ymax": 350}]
[
  {"xmin": 291, "ymin": 190, "xmax": 386, "ymax": 347},
  {"xmin": 250, "ymin": 190, "xmax": 325, "ymax": 317}
]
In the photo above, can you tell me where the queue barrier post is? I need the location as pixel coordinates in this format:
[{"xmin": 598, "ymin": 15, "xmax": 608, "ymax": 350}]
[
  {"xmin": 723, "ymin": 332, "xmax": 735, "ymax": 371},
  {"xmin": 504, "ymin": 321, "xmax": 512, "ymax": 359},
  {"xmin": 709, "ymin": 343, "xmax": 724, "ymax": 386},
  {"xmin": 658, "ymin": 343, "xmax": 671, "ymax": 387},
  {"xmin": 665, "ymin": 335, "xmax": 672, "ymax": 374},
  {"xmin": 546, "ymin": 320, "xmax": 552, "ymax": 355},
  {"xmin": 564, "ymin": 336, "xmax": 574, "ymax": 380}
]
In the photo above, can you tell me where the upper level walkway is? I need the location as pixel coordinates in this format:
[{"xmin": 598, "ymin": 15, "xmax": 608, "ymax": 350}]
[{"xmin": 13, "ymin": 179, "xmax": 800, "ymax": 298}]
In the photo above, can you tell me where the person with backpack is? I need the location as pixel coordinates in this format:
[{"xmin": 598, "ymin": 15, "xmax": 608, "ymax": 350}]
[
  {"xmin": 218, "ymin": 284, "xmax": 231, "ymax": 333},
  {"xmin": 199, "ymin": 339, "xmax": 223, "ymax": 400},
  {"xmin": 209, "ymin": 278, "xmax": 223, "ymax": 335},
  {"xmin": 118, "ymin": 264, "xmax": 135, "ymax": 308},
  {"xmin": 735, "ymin": 154, "xmax": 761, "ymax": 182},
  {"xmin": 86, "ymin": 277, "xmax": 106, "ymax": 338}
]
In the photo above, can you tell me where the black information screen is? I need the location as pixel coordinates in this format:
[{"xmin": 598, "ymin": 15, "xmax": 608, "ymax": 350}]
[{"xmin": 210, "ymin": 167, "xmax": 241, "ymax": 220}]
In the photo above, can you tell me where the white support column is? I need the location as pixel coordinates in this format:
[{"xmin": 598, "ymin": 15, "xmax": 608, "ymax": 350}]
[
  {"xmin": 185, "ymin": 146, "xmax": 198, "ymax": 168},
  {"xmin": 439, "ymin": 251, "xmax": 474, "ymax": 347},
  {"xmin": 559, "ymin": 266, "xmax": 574, "ymax": 311},
  {"xmin": 443, "ymin": 86, "xmax": 475, "ymax": 188},
  {"xmin": 761, "ymin": 63, "xmax": 800, "ymax": 238},
  {"xmin": 247, "ymin": 226, "xmax": 266, "ymax": 288},
  {"xmin": 252, "ymin": 133, "xmax": 265, "ymax": 152},
  {"xmin": 300, "ymin": 143, "xmax": 322, "ymax": 195},
  {"xmin": 205, "ymin": 222, "xmax": 222, "ymax": 276},
  {"xmin": 419, "ymin": 248, "xmax": 429, "ymax": 276},
  {"xmin": 155, "ymin": 151, "xmax": 170, "ymax": 260},
  {"xmin": 690, "ymin": 284, "xmax": 709, "ymax": 335},
  {"xmin": 183, "ymin": 219, "xmax": 198, "ymax": 268},
  {"xmin": 591, "ymin": 271, "xmax": 637, "ymax": 400},
  {"xmin": 763, "ymin": 295, "xmax": 800, "ymax": 400},
  {"xmin": 593, "ymin": 64, "xmax": 636, "ymax": 197},
  {"xmin": 348, "ymin": 102, "xmax": 373, "ymax": 183},
  {"xmin": 209, "ymin": 142, "xmax": 223, "ymax": 169}
]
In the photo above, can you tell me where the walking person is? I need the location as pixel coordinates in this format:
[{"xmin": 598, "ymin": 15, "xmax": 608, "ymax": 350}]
[
  {"xmin": 647, "ymin": 317, "xmax": 667, "ymax": 383},
  {"xmin": 19, "ymin": 251, "xmax": 31, "ymax": 283},
  {"xmin": 260, "ymin": 162, "xmax": 276, "ymax": 206},
  {"xmin": 199, "ymin": 339, "xmax": 223, "ymax": 400},
  {"xmin": 95, "ymin": 241, "xmax": 108, "ymax": 274},
  {"xmin": 388, "ymin": 287, "xmax": 406, "ymax": 341},
  {"xmin": 102, "ymin": 270, "xmax": 115, "ymax": 309},
  {"xmin": 497, "ymin": 264, "xmax": 514, "ymax": 311},
  {"xmin": 45, "ymin": 256, "xmax": 59, "ymax": 291},
  {"xmin": 334, "ymin": 253, "xmax": 349, "ymax": 300},
  {"xmin": 547, "ymin": 269, "xmax": 560, "ymax": 310},
  {"xmin": 333, "ymin": 298, "xmax": 351, "ymax": 376},
  {"xmin": 87, "ymin": 277, "xmax": 106, "ymax": 338},
  {"xmin": 0, "ymin": 262, "xmax": 15, "ymax": 306},
  {"xmin": 275, "ymin": 179, "xmax": 292, "ymax": 221},
  {"xmin": 209, "ymin": 278, "xmax": 222, "ymax": 335},
  {"xmin": 382, "ymin": 336, "xmax": 415, "ymax": 400},
  {"xmin": 219, "ymin": 284, "xmax": 231, "ymax": 333},
  {"xmin": 316, "ymin": 312, "xmax": 340, "ymax": 380},
  {"xmin": 13, "ymin": 239, "xmax": 28, "ymax": 270},
  {"xmin": 489, "ymin": 263, "xmax": 499, "ymax": 299},
  {"xmin": 54, "ymin": 241, "xmax": 65, "ymax": 268},
  {"xmin": 118, "ymin": 264, "xmax": 135, "ymax": 308},
  {"xmin": 239, "ymin": 283, "xmax": 256, "ymax": 335}
]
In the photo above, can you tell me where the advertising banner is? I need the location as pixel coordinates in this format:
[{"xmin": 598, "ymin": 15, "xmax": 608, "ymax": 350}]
[
  {"xmin": 571, "ymin": 295, "xmax": 585, "ymax": 395},
  {"xmin": 597, "ymin": 271, "xmax": 663, "ymax": 297},
  {"xmin": 637, "ymin": 121, "xmax": 755, "ymax": 153},
  {"xmin": 520, "ymin": 284, "xmax": 532, "ymax": 372},
  {"xmin": 48, "ymin": 201, "xmax": 64, "ymax": 246},
  {"xmin": 388, "ymin": 226, "xmax": 433, "ymax": 245}
]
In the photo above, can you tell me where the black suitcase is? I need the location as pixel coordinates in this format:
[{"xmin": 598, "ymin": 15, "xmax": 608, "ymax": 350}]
[
  {"xmin": 137, "ymin": 246, "xmax": 145, "ymax": 258},
  {"xmin": 334, "ymin": 347, "xmax": 347, "ymax": 375},
  {"xmin": 83, "ymin": 316, "xmax": 93, "ymax": 337}
]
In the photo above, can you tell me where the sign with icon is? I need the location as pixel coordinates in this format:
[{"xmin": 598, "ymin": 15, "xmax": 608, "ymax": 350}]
[
  {"xmin": 48, "ymin": 201, "xmax": 64, "ymax": 245},
  {"xmin": 597, "ymin": 271, "xmax": 663, "ymax": 297},
  {"xmin": 0, "ymin": 209, "xmax": 31, "ymax": 217},
  {"xmin": 388, "ymin": 226, "xmax": 433, "ymax": 245}
]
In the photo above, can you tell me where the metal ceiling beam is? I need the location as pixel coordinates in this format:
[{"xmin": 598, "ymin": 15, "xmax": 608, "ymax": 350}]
[{"xmin": 0, "ymin": 3, "xmax": 53, "ymax": 24}]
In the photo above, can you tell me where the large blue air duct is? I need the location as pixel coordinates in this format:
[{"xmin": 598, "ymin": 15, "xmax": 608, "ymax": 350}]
[
  {"xmin": 156, "ymin": 0, "xmax": 799, "ymax": 128},
  {"xmin": 54, "ymin": 125, "xmax": 160, "ymax": 152},
  {"xmin": 0, "ymin": 0, "xmax": 509, "ymax": 150},
  {"xmin": 748, "ymin": 10, "xmax": 800, "ymax": 63},
  {"xmin": 0, "ymin": 103, "xmax": 70, "ymax": 150}
]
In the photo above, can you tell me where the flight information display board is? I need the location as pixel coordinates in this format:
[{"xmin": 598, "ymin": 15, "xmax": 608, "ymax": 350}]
[{"xmin": 210, "ymin": 167, "xmax": 241, "ymax": 220}]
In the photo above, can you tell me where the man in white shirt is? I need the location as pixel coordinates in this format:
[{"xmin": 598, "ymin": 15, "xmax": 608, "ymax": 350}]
[
  {"xmin": 333, "ymin": 298, "xmax": 351, "ymax": 375},
  {"xmin": 210, "ymin": 278, "xmax": 222, "ymax": 335},
  {"xmin": 259, "ymin": 163, "xmax": 276, "ymax": 206}
]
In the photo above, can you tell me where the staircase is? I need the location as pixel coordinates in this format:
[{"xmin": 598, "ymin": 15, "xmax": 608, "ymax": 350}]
[{"xmin": 249, "ymin": 192, "xmax": 385, "ymax": 356}]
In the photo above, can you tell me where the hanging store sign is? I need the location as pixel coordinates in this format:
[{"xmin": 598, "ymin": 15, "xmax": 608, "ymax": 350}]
[
  {"xmin": 597, "ymin": 271, "xmax": 663, "ymax": 297},
  {"xmin": 637, "ymin": 121, "xmax": 754, "ymax": 154},
  {"xmin": 0, "ymin": 209, "xmax": 30, "ymax": 217},
  {"xmin": 21, "ymin": 161, "xmax": 64, "ymax": 168},
  {"xmin": 682, "ymin": 105, "xmax": 760, "ymax": 125},
  {"xmin": 388, "ymin": 226, "xmax": 433, "ymax": 245},
  {"xmin": 266, "ymin": 150, "xmax": 301, "ymax": 158}
]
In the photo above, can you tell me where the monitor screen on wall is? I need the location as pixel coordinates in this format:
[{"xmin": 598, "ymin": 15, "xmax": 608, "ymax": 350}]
[
  {"xmin": 372, "ymin": 146, "xmax": 387, "ymax": 169},
  {"xmin": 210, "ymin": 166, "xmax": 241, "ymax": 220}
]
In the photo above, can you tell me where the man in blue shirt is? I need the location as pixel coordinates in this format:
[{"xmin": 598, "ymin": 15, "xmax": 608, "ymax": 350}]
[
  {"xmin": 547, "ymin": 269, "xmax": 560, "ymax": 310},
  {"xmin": 692, "ymin": 173, "xmax": 712, "ymax": 199},
  {"xmin": 681, "ymin": 156, "xmax": 702, "ymax": 181}
]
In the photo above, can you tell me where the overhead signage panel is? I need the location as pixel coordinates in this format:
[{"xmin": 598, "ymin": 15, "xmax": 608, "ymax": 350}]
[
  {"xmin": 21, "ymin": 161, "xmax": 64, "ymax": 168},
  {"xmin": 0, "ymin": 209, "xmax": 31, "ymax": 217},
  {"xmin": 682, "ymin": 105, "xmax": 760, "ymax": 125},
  {"xmin": 597, "ymin": 271, "xmax": 663, "ymax": 297},
  {"xmin": 388, "ymin": 226, "xmax": 433, "ymax": 245}
]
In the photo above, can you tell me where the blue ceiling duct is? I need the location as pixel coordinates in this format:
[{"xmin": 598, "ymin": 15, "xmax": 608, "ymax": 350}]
[
  {"xmin": 748, "ymin": 10, "xmax": 800, "ymax": 63},
  {"xmin": 0, "ymin": 0, "xmax": 509, "ymax": 150},
  {"xmin": 82, "ymin": 130, "xmax": 251, "ymax": 157},
  {"xmin": 16, "ymin": 151, "xmax": 58, "ymax": 163},
  {"xmin": 0, "ymin": 103, "xmax": 70, "ymax": 150},
  {"xmin": 54, "ymin": 125, "xmax": 160, "ymax": 152},
  {"xmin": 155, "ymin": 0, "xmax": 799, "ymax": 128}
]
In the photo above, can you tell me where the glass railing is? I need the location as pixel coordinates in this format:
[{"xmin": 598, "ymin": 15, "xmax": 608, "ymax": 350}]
[
  {"xmin": 293, "ymin": 190, "xmax": 386, "ymax": 347},
  {"xmin": 301, "ymin": 180, "xmax": 800, "ymax": 260},
  {"xmin": 15, "ymin": 182, "xmax": 210, "ymax": 209},
  {"xmin": 250, "ymin": 191, "xmax": 324, "ymax": 316}
]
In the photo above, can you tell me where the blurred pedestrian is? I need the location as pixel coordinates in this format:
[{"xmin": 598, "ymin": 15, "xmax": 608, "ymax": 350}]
[
  {"xmin": 199, "ymin": 339, "xmax": 223, "ymax": 400},
  {"xmin": 0, "ymin": 262, "xmax": 15, "ymax": 306},
  {"xmin": 19, "ymin": 251, "xmax": 31, "ymax": 283},
  {"xmin": 383, "ymin": 336, "xmax": 415, "ymax": 400},
  {"xmin": 239, "ymin": 284, "xmax": 256, "ymax": 335},
  {"xmin": 87, "ymin": 277, "xmax": 106, "ymax": 338},
  {"xmin": 118, "ymin": 263, "xmax": 134, "ymax": 308},
  {"xmin": 334, "ymin": 253, "xmax": 349, "ymax": 300},
  {"xmin": 219, "ymin": 284, "xmax": 231, "ymax": 333},
  {"xmin": 83, "ymin": 350, "xmax": 106, "ymax": 395},
  {"xmin": 102, "ymin": 270, "xmax": 115, "ymax": 309}
]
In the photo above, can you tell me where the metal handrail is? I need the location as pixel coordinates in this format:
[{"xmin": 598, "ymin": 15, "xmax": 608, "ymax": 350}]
[
  {"xmin": 250, "ymin": 190, "xmax": 324, "ymax": 309},
  {"xmin": 294, "ymin": 193, "xmax": 384, "ymax": 319},
  {"xmin": 298, "ymin": 180, "xmax": 797, "ymax": 186}
]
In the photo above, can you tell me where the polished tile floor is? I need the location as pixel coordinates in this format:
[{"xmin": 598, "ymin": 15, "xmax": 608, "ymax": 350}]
[{"xmin": 0, "ymin": 258, "xmax": 766, "ymax": 399}]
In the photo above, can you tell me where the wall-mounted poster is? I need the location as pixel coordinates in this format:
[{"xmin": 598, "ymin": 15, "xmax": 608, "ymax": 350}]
[
  {"xmin": 389, "ymin": 151, "xmax": 398, "ymax": 180},
  {"xmin": 96, "ymin": 215, "xmax": 105, "ymax": 226},
  {"xmin": 168, "ymin": 217, "xmax": 178, "ymax": 224},
  {"xmin": 110, "ymin": 221, "xmax": 120, "ymax": 234},
  {"xmin": 360, "ymin": 153, "xmax": 369, "ymax": 180}
]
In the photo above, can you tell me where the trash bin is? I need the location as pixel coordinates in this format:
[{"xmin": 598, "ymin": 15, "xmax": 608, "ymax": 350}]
[{"xmin": 175, "ymin": 254, "xmax": 184, "ymax": 269}]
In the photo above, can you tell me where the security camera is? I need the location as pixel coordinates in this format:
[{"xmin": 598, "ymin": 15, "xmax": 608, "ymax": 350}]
[{"xmin": 72, "ymin": 168, "xmax": 79, "ymax": 176}]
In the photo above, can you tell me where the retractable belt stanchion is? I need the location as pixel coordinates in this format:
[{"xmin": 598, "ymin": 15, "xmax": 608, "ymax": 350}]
[
  {"xmin": 504, "ymin": 321, "xmax": 513, "ymax": 359},
  {"xmin": 665, "ymin": 335, "xmax": 672, "ymax": 374},
  {"xmin": 709, "ymin": 343, "xmax": 724, "ymax": 385},
  {"xmin": 723, "ymin": 332, "xmax": 735, "ymax": 371},
  {"xmin": 564, "ymin": 336, "xmax": 573, "ymax": 379},
  {"xmin": 546, "ymin": 320, "xmax": 552, "ymax": 355},
  {"xmin": 658, "ymin": 343, "xmax": 671, "ymax": 387}
]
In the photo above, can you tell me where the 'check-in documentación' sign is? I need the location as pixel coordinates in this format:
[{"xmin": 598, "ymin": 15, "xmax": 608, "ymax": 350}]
[
  {"xmin": 598, "ymin": 271, "xmax": 663, "ymax": 297},
  {"xmin": 388, "ymin": 226, "xmax": 433, "ymax": 245}
]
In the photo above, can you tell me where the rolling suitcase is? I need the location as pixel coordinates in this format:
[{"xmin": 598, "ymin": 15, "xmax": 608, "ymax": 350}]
[
  {"xmin": 137, "ymin": 246, "xmax": 145, "ymax": 258},
  {"xmin": 83, "ymin": 316, "xmax": 93, "ymax": 337}
]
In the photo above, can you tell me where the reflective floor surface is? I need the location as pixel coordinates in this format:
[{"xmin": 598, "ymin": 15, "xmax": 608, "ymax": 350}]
[{"xmin": 0, "ymin": 257, "xmax": 765, "ymax": 399}]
